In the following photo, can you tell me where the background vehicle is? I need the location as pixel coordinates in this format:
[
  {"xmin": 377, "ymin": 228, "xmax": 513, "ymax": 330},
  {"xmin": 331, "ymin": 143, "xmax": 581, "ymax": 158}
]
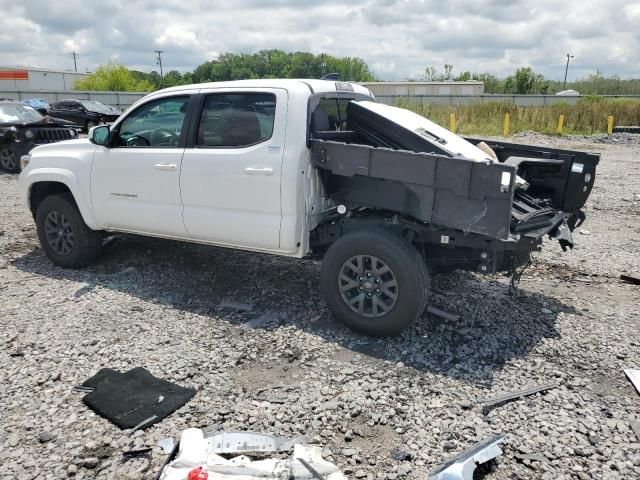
[
  {"xmin": 48, "ymin": 99, "xmax": 122, "ymax": 131},
  {"xmin": 19, "ymin": 80, "xmax": 598, "ymax": 336},
  {"xmin": 22, "ymin": 98, "xmax": 51, "ymax": 115},
  {"xmin": 0, "ymin": 101, "xmax": 78, "ymax": 173}
]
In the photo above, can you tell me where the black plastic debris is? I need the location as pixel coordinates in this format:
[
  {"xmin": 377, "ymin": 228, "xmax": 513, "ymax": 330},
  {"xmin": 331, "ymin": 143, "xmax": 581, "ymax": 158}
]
[
  {"xmin": 80, "ymin": 367, "xmax": 196, "ymax": 430},
  {"xmin": 480, "ymin": 383, "xmax": 557, "ymax": 415},
  {"xmin": 620, "ymin": 274, "xmax": 640, "ymax": 286},
  {"xmin": 390, "ymin": 448, "xmax": 413, "ymax": 461}
]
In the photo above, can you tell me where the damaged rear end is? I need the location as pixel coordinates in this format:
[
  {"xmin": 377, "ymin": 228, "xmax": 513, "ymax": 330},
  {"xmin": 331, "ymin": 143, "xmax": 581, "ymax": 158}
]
[{"xmin": 310, "ymin": 100, "xmax": 599, "ymax": 276}]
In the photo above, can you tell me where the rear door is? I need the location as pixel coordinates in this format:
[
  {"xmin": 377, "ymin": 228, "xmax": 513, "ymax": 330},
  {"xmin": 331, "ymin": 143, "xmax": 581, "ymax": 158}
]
[{"xmin": 180, "ymin": 89, "xmax": 286, "ymax": 250}]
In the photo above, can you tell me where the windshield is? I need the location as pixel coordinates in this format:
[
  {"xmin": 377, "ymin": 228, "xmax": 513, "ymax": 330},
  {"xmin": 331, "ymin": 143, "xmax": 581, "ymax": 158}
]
[
  {"xmin": 79, "ymin": 101, "xmax": 115, "ymax": 114},
  {"xmin": 0, "ymin": 104, "xmax": 43, "ymax": 123}
]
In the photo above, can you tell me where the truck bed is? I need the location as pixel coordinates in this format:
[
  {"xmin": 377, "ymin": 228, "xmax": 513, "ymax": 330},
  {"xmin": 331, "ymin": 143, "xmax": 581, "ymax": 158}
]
[{"xmin": 310, "ymin": 101, "xmax": 599, "ymax": 245}]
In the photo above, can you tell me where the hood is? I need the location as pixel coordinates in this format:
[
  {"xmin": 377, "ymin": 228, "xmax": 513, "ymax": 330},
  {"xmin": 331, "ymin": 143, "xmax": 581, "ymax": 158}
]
[
  {"xmin": 0, "ymin": 117, "xmax": 79, "ymax": 129},
  {"xmin": 29, "ymin": 137, "xmax": 91, "ymax": 153},
  {"xmin": 27, "ymin": 116, "xmax": 79, "ymax": 128}
]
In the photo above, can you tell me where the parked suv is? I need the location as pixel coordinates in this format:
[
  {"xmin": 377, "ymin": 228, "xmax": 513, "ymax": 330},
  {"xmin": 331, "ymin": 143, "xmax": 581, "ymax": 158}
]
[
  {"xmin": 0, "ymin": 101, "xmax": 78, "ymax": 173},
  {"xmin": 48, "ymin": 99, "xmax": 122, "ymax": 131},
  {"xmin": 19, "ymin": 80, "xmax": 598, "ymax": 336}
]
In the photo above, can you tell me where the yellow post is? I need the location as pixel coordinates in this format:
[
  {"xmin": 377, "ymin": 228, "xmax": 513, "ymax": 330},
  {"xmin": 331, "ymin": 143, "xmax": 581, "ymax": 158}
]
[
  {"xmin": 503, "ymin": 113, "xmax": 510, "ymax": 136},
  {"xmin": 557, "ymin": 114, "xmax": 565, "ymax": 135},
  {"xmin": 449, "ymin": 113, "xmax": 456, "ymax": 132},
  {"xmin": 607, "ymin": 116, "xmax": 614, "ymax": 135}
]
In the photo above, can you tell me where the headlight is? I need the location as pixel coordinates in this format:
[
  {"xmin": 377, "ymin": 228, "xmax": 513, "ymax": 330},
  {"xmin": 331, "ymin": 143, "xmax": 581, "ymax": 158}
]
[
  {"xmin": 24, "ymin": 129, "xmax": 35, "ymax": 139},
  {"xmin": 20, "ymin": 154, "xmax": 31, "ymax": 170}
]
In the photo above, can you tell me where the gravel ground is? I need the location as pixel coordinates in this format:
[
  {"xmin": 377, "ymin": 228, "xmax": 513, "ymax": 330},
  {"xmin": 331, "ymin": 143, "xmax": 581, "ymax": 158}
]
[{"xmin": 1, "ymin": 135, "xmax": 639, "ymax": 480}]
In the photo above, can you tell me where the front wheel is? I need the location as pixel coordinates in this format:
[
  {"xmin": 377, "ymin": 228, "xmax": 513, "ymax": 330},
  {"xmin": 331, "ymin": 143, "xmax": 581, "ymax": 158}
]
[
  {"xmin": 0, "ymin": 146, "xmax": 20, "ymax": 173},
  {"xmin": 36, "ymin": 194, "xmax": 103, "ymax": 268},
  {"xmin": 320, "ymin": 229, "xmax": 430, "ymax": 337},
  {"xmin": 86, "ymin": 120, "xmax": 97, "ymax": 132}
]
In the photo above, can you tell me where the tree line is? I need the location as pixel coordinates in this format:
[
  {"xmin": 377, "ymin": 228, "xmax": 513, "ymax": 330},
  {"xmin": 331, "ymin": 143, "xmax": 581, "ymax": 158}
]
[
  {"xmin": 424, "ymin": 65, "xmax": 640, "ymax": 95},
  {"xmin": 76, "ymin": 50, "xmax": 375, "ymax": 91},
  {"xmin": 74, "ymin": 52, "xmax": 640, "ymax": 96}
]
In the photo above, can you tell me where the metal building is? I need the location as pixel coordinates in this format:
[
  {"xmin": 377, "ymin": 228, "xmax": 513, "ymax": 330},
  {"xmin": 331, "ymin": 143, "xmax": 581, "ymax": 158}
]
[
  {"xmin": 360, "ymin": 81, "xmax": 484, "ymax": 96},
  {"xmin": 0, "ymin": 67, "xmax": 89, "ymax": 92}
]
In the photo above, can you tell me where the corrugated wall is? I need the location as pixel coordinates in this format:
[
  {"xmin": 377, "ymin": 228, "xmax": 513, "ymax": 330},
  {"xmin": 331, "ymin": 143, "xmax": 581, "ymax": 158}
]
[{"xmin": 0, "ymin": 90, "xmax": 148, "ymax": 110}]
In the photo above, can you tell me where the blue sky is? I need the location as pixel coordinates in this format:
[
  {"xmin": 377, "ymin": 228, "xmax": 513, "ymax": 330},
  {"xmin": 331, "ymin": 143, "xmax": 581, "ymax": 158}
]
[{"xmin": 0, "ymin": 0, "xmax": 638, "ymax": 80}]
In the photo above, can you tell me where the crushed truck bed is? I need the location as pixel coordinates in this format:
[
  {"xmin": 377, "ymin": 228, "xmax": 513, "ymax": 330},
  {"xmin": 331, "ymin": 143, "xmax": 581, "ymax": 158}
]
[{"xmin": 311, "ymin": 101, "xmax": 599, "ymax": 245}]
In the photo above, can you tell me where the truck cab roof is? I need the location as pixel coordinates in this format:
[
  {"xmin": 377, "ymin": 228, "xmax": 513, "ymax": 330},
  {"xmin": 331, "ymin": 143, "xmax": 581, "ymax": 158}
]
[{"xmin": 151, "ymin": 79, "xmax": 374, "ymax": 98}]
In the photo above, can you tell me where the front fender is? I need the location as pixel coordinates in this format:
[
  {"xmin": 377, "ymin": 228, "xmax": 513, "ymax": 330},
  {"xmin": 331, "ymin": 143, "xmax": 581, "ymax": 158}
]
[{"xmin": 20, "ymin": 168, "xmax": 101, "ymax": 230}]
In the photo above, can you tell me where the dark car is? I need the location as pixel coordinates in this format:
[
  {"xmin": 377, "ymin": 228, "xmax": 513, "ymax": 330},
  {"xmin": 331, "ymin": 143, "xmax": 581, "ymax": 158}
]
[
  {"xmin": 48, "ymin": 99, "xmax": 122, "ymax": 132},
  {"xmin": 23, "ymin": 98, "xmax": 51, "ymax": 115},
  {"xmin": 0, "ymin": 101, "xmax": 79, "ymax": 173}
]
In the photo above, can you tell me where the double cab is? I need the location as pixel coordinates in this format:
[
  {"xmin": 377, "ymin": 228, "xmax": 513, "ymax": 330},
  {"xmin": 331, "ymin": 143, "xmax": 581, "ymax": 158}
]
[{"xmin": 19, "ymin": 79, "xmax": 598, "ymax": 336}]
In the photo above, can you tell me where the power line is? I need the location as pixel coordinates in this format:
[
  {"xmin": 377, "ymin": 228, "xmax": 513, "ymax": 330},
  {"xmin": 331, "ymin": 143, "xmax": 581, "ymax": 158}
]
[
  {"xmin": 154, "ymin": 50, "xmax": 164, "ymax": 87},
  {"xmin": 69, "ymin": 51, "xmax": 79, "ymax": 72}
]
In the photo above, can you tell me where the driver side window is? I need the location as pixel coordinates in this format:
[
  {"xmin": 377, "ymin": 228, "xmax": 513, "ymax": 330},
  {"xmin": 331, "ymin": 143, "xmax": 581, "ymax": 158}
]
[{"xmin": 115, "ymin": 96, "xmax": 189, "ymax": 148}]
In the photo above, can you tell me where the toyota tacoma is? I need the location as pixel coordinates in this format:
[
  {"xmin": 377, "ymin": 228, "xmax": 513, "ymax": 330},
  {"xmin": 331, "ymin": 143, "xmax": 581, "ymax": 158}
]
[{"xmin": 19, "ymin": 80, "xmax": 599, "ymax": 336}]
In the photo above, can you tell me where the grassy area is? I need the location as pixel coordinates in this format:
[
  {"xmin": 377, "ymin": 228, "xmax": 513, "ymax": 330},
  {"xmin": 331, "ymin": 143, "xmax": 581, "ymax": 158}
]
[{"xmin": 397, "ymin": 97, "xmax": 640, "ymax": 136}]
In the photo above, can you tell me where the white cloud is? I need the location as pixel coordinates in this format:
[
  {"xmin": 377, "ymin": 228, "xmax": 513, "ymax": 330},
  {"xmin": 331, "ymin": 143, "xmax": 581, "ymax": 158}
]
[{"xmin": 0, "ymin": 0, "xmax": 636, "ymax": 80}]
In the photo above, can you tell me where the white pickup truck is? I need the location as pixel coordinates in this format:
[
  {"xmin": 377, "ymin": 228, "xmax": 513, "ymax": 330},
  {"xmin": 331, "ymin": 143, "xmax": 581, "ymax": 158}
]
[{"xmin": 19, "ymin": 79, "xmax": 599, "ymax": 336}]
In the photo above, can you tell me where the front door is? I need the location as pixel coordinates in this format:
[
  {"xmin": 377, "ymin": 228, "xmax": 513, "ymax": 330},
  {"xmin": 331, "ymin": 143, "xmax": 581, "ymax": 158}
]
[
  {"xmin": 180, "ymin": 89, "xmax": 286, "ymax": 250},
  {"xmin": 91, "ymin": 93, "xmax": 195, "ymax": 236}
]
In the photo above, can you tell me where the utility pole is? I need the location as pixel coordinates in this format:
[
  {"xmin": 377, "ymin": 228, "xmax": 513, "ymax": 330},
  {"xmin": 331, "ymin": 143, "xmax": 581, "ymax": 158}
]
[
  {"xmin": 563, "ymin": 53, "xmax": 574, "ymax": 89},
  {"xmin": 154, "ymin": 50, "xmax": 164, "ymax": 87},
  {"xmin": 69, "ymin": 51, "xmax": 79, "ymax": 72}
]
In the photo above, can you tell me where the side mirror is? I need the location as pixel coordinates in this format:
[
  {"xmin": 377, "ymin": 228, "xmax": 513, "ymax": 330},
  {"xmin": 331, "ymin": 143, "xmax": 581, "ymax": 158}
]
[{"xmin": 90, "ymin": 125, "xmax": 110, "ymax": 146}]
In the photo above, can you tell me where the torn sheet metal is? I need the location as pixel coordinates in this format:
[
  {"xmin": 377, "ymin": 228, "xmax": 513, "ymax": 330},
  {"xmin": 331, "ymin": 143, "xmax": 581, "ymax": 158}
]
[
  {"xmin": 158, "ymin": 428, "xmax": 346, "ymax": 480},
  {"xmin": 205, "ymin": 431, "xmax": 313, "ymax": 454},
  {"xmin": 428, "ymin": 433, "xmax": 506, "ymax": 480},
  {"xmin": 624, "ymin": 369, "xmax": 640, "ymax": 395}
]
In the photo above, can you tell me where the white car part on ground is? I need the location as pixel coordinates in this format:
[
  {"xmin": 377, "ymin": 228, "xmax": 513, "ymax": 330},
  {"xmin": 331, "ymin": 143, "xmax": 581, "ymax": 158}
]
[
  {"xmin": 428, "ymin": 433, "xmax": 506, "ymax": 480},
  {"xmin": 158, "ymin": 428, "xmax": 346, "ymax": 480}
]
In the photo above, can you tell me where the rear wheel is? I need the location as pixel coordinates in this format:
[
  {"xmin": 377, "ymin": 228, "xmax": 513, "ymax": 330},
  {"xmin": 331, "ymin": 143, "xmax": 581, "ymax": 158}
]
[
  {"xmin": 320, "ymin": 229, "xmax": 429, "ymax": 337},
  {"xmin": 36, "ymin": 194, "xmax": 103, "ymax": 268},
  {"xmin": 0, "ymin": 146, "xmax": 20, "ymax": 173}
]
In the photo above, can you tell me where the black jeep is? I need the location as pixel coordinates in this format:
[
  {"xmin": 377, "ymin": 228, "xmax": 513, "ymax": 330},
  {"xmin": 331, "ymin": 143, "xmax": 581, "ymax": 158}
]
[{"xmin": 0, "ymin": 101, "xmax": 79, "ymax": 173}]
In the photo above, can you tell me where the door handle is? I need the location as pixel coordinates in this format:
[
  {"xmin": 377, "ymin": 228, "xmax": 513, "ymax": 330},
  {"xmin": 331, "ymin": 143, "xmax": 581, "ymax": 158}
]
[
  {"xmin": 154, "ymin": 163, "xmax": 178, "ymax": 171},
  {"xmin": 244, "ymin": 166, "xmax": 274, "ymax": 176}
]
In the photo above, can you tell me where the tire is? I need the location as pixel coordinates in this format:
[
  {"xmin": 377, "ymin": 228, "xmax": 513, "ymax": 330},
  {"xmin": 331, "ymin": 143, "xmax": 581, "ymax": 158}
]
[
  {"xmin": 86, "ymin": 120, "xmax": 97, "ymax": 132},
  {"xmin": 36, "ymin": 193, "xmax": 103, "ymax": 268},
  {"xmin": 320, "ymin": 229, "xmax": 430, "ymax": 337},
  {"xmin": 0, "ymin": 146, "xmax": 20, "ymax": 173}
]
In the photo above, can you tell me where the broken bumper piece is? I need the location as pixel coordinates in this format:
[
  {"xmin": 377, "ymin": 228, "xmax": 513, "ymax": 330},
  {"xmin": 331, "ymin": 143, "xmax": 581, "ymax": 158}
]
[
  {"xmin": 428, "ymin": 433, "xmax": 506, "ymax": 480},
  {"xmin": 158, "ymin": 428, "xmax": 346, "ymax": 480}
]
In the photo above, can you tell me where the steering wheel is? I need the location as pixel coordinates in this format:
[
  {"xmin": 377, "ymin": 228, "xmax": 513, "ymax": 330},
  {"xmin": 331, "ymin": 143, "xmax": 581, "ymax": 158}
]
[
  {"xmin": 150, "ymin": 128, "xmax": 179, "ymax": 146},
  {"xmin": 125, "ymin": 134, "xmax": 149, "ymax": 147}
]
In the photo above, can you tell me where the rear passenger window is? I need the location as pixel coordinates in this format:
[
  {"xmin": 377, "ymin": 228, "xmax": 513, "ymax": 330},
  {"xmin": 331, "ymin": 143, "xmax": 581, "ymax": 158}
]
[{"xmin": 197, "ymin": 93, "xmax": 276, "ymax": 147}]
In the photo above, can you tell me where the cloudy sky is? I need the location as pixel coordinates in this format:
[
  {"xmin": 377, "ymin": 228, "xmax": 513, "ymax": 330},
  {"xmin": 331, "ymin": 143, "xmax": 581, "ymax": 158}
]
[{"xmin": 0, "ymin": 0, "xmax": 638, "ymax": 81}]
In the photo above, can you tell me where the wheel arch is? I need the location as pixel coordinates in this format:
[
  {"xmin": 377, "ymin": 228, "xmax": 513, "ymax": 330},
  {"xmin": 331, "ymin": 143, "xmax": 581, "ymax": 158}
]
[
  {"xmin": 310, "ymin": 213, "xmax": 424, "ymax": 256},
  {"xmin": 23, "ymin": 170, "xmax": 100, "ymax": 230}
]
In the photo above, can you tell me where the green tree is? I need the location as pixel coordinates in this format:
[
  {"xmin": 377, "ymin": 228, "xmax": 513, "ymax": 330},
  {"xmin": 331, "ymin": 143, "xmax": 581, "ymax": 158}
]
[
  {"xmin": 74, "ymin": 62, "xmax": 154, "ymax": 91},
  {"xmin": 504, "ymin": 67, "xmax": 539, "ymax": 94},
  {"xmin": 163, "ymin": 70, "xmax": 184, "ymax": 87}
]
